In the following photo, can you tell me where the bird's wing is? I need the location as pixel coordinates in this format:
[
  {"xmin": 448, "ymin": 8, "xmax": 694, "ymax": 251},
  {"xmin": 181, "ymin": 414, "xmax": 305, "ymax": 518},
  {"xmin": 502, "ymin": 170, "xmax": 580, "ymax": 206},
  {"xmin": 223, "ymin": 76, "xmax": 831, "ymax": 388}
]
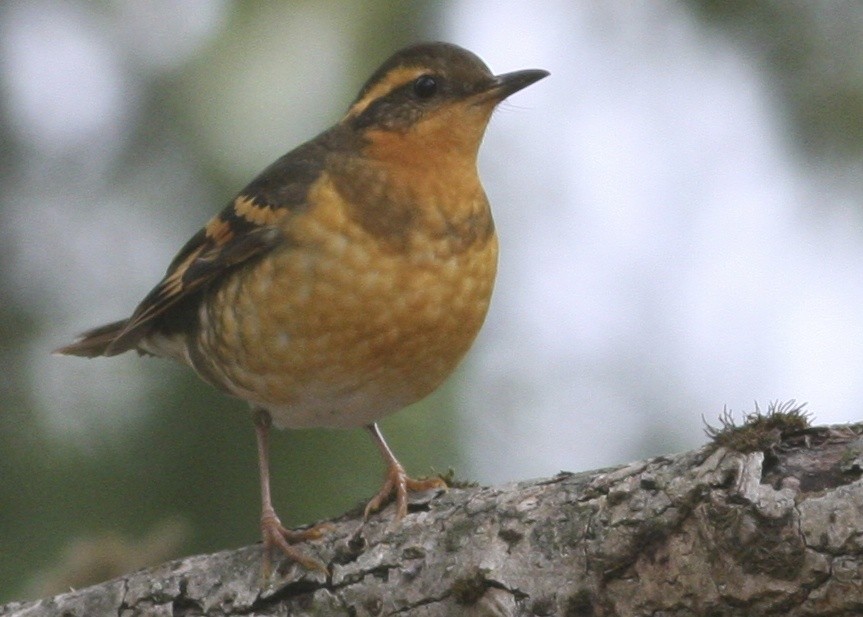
[
  {"xmin": 56, "ymin": 131, "xmax": 335, "ymax": 357},
  {"xmin": 108, "ymin": 133, "xmax": 337, "ymax": 354},
  {"xmin": 106, "ymin": 194, "xmax": 288, "ymax": 353}
]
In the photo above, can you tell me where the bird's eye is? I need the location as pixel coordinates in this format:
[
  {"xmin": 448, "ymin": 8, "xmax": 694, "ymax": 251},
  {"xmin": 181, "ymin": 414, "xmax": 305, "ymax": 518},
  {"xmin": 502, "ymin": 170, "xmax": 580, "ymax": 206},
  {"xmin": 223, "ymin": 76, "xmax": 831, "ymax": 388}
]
[{"xmin": 412, "ymin": 75, "xmax": 438, "ymax": 99}]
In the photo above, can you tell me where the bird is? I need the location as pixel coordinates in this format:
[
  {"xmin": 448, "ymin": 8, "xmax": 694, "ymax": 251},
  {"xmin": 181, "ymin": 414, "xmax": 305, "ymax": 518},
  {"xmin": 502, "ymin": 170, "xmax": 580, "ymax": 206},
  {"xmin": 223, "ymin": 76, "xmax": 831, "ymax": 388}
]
[{"xmin": 55, "ymin": 41, "xmax": 548, "ymax": 574}]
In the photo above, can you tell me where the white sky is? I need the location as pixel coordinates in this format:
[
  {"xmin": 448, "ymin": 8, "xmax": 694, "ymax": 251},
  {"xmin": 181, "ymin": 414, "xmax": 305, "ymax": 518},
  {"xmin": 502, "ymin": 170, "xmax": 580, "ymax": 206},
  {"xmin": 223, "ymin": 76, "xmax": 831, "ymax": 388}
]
[{"xmin": 449, "ymin": 1, "xmax": 863, "ymax": 481}]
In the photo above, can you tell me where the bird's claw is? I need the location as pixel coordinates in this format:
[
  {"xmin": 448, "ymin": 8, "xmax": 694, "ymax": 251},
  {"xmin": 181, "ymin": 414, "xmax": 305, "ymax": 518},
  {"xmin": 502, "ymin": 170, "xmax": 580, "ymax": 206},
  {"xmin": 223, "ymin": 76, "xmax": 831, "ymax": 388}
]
[
  {"xmin": 364, "ymin": 462, "xmax": 447, "ymax": 520},
  {"xmin": 260, "ymin": 513, "xmax": 330, "ymax": 577}
]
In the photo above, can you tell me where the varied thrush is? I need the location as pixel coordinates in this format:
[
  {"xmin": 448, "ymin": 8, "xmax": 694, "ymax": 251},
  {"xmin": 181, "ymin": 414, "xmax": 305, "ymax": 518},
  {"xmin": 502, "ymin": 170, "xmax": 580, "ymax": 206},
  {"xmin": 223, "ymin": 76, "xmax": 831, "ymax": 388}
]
[{"xmin": 56, "ymin": 42, "xmax": 548, "ymax": 573}]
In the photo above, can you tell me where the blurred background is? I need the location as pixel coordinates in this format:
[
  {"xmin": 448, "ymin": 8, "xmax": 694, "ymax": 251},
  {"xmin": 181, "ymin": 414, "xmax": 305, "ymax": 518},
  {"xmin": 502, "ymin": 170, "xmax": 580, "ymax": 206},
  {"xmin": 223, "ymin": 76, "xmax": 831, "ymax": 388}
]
[{"xmin": 2, "ymin": 0, "xmax": 863, "ymax": 603}]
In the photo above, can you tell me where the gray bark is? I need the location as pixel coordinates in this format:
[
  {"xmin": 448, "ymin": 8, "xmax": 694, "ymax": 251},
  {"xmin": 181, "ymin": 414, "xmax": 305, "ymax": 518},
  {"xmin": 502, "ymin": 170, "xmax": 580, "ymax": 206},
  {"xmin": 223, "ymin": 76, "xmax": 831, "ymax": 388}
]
[{"xmin": 3, "ymin": 422, "xmax": 863, "ymax": 616}]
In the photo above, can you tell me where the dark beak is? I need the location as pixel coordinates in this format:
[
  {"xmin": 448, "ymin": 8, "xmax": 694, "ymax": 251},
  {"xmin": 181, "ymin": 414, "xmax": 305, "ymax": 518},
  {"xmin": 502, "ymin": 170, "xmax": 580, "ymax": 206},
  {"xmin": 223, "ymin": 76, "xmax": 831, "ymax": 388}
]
[{"xmin": 487, "ymin": 69, "xmax": 549, "ymax": 100}]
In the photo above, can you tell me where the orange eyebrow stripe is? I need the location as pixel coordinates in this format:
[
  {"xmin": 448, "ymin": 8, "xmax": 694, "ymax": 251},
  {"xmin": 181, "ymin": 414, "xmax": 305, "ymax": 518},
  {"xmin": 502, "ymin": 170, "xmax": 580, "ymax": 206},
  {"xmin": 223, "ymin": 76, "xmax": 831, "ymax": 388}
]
[{"xmin": 346, "ymin": 67, "xmax": 426, "ymax": 119}]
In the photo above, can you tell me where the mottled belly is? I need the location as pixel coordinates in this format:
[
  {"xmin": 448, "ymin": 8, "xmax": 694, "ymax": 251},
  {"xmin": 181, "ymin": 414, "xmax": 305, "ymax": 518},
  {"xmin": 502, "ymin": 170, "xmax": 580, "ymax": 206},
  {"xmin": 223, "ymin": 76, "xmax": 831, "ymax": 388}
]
[{"xmin": 191, "ymin": 216, "xmax": 497, "ymax": 429}]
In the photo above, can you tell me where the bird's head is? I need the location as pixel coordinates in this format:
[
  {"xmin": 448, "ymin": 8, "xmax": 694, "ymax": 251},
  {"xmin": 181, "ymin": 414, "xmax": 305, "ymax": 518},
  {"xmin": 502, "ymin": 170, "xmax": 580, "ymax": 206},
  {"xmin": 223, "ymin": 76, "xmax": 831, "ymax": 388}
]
[{"xmin": 343, "ymin": 42, "xmax": 548, "ymax": 165}]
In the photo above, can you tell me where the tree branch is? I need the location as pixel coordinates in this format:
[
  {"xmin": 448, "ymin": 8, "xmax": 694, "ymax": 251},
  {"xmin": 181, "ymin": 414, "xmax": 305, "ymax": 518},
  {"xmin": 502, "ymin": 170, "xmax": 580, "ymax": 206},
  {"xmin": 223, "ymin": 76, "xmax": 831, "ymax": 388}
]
[{"xmin": 4, "ymin": 420, "xmax": 863, "ymax": 616}]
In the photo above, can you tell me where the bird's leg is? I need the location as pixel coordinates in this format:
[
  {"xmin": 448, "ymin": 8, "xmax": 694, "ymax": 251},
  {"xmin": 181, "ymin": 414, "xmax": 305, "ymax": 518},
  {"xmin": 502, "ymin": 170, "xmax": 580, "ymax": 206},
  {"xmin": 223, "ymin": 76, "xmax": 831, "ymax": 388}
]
[
  {"xmin": 253, "ymin": 408, "xmax": 328, "ymax": 575},
  {"xmin": 363, "ymin": 422, "xmax": 447, "ymax": 520}
]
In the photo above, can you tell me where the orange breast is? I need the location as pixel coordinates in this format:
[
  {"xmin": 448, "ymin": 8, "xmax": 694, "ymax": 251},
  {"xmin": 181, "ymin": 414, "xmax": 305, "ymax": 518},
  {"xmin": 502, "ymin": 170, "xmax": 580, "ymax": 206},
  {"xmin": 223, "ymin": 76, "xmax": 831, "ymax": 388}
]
[{"xmin": 192, "ymin": 171, "xmax": 498, "ymax": 428}]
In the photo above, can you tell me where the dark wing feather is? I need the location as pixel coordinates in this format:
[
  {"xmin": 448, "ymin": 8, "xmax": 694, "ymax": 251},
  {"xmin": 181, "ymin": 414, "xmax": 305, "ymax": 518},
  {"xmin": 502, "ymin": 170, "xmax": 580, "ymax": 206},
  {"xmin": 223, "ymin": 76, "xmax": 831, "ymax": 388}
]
[
  {"xmin": 55, "ymin": 127, "xmax": 339, "ymax": 358},
  {"xmin": 53, "ymin": 319, "xmax": 132, "ymax": 357},
  {"xmin": 106, "ymin": 208, "xmax": 284, "ymax": 355}
]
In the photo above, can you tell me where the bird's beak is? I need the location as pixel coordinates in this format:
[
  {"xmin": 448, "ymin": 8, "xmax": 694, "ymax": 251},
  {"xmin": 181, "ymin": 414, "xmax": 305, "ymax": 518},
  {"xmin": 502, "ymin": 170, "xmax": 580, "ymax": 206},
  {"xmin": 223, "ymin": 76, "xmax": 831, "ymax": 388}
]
[{"xmin": 485, "ymin": 69, "xmax": 550, "ymax": 101}]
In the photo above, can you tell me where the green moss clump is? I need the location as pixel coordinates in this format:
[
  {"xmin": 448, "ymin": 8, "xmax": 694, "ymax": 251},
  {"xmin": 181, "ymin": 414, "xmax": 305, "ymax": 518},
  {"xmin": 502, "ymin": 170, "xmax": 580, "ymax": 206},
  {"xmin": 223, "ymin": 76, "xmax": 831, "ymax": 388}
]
[{"xmin": 704, "ymin": 400, "xmax": 811, "ymax": 452}]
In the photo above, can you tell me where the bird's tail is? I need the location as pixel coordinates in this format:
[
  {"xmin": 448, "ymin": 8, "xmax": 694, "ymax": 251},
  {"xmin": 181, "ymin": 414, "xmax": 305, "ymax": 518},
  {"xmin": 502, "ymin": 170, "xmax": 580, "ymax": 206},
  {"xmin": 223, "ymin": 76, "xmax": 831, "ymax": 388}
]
[{"xmin": 53, "ymin": 319, "xmax": 132, "ymax": 358}]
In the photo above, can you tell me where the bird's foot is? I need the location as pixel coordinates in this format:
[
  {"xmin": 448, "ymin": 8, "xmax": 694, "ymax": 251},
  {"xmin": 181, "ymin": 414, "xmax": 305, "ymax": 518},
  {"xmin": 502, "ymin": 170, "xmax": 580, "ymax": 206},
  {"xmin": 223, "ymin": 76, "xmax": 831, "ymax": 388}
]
[
  {"xmin": 364, "ymin": 460, "xmax": 447, "ymax": 520},
  {"xmin": 260, "ymin": 512, "xmax": 331, "ymax": 577}
]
